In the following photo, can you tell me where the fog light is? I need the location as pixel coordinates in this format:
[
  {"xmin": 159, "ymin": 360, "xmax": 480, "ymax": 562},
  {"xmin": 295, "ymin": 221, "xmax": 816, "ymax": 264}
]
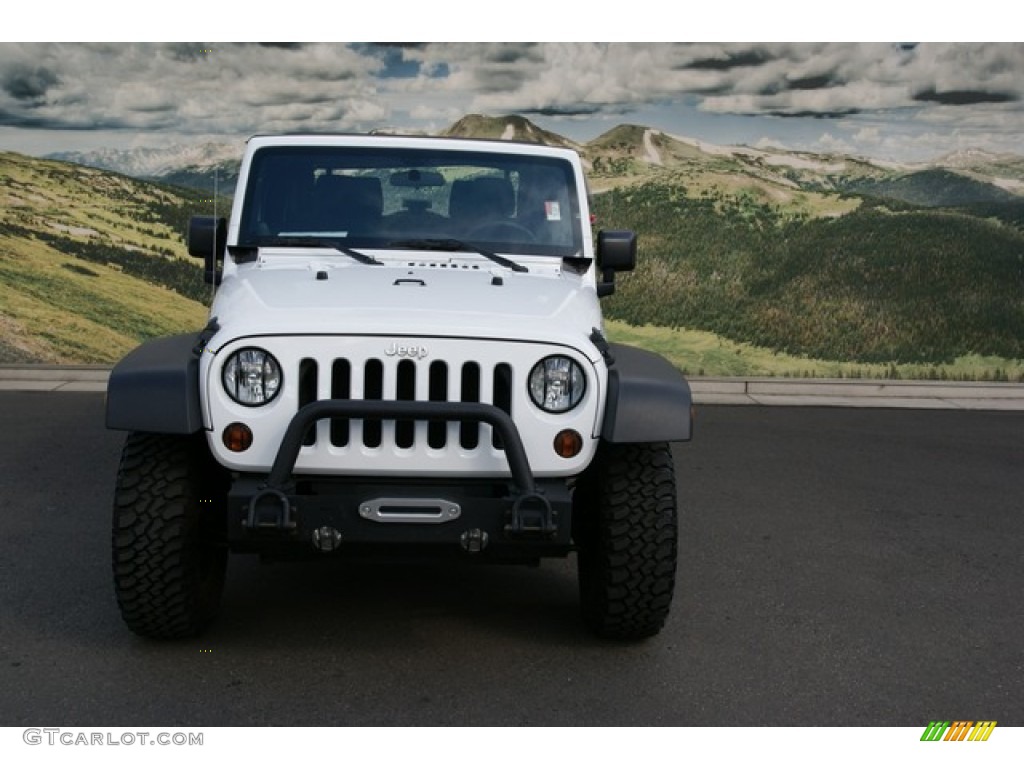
[
  {"xmin": 553, "ymin": 429, "xmax": 583, "ymax": 458},
  {"xmin": 223, "ymin": 422, "xmax": 253, "ymax": 452}
]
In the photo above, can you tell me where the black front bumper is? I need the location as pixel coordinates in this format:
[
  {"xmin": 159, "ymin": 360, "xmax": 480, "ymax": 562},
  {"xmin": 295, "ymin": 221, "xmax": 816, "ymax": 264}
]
[{"xmin": 224, "ymin": 399, "xmax": 576, "ymax": 559}]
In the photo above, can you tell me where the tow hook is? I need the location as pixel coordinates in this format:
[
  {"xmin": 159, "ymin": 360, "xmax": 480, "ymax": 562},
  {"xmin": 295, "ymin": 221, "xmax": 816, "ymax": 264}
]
[
  {"xmin": 243, "ymin": 488, "xmax": 297, "ymax": 533},
  {"xmin": 505, "ymin": 492, "xmax": 557, "ymax": 537},
  {"xmin": 311, "ymin": 526, "xmax": 343, "ymax": 553},
  {"xmin": 460, "ymin": 528, "xmax": 489, "ymax": 553}
]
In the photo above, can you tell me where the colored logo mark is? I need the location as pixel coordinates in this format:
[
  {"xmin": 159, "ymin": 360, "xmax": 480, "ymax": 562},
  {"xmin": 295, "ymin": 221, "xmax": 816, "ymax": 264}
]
[{"xmin": 921, "ymin": 721, "xmax": 997, "ymax": 741}]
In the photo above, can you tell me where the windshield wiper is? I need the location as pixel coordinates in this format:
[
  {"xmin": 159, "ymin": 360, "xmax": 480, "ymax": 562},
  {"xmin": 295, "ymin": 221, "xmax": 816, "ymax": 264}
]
[
  {"xmin": 244, "ymin": 237, "xmax": 382, "ymax": 265},
  {"xmin": 387, "ymin": 238, "xmax": 528, "ymax": 273}
]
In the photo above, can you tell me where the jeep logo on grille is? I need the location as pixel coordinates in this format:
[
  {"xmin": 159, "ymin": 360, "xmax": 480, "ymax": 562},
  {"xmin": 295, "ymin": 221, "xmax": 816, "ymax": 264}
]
[{"xmin": 385, "ymin": 342, "xmax": 429, "ymax": 360}]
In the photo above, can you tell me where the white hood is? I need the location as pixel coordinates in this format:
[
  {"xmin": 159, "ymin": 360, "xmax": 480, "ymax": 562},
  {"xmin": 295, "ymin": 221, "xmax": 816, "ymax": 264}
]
[{"xmin": 207, "ymin": 251, "xmax": 604, "ymax": 358}]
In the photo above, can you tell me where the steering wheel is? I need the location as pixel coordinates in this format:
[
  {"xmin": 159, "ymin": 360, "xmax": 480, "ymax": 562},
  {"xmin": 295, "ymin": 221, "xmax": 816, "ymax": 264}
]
[{"xmin": 465, "ymin": 220, "xmax": 536, "ymax": 242}]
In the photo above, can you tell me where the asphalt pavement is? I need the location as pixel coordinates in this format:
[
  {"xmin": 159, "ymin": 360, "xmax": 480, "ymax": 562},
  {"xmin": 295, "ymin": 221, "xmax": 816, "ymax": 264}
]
[{"xmin": 1, "ymin": 391, "xmax": 1021, "ymax": 726}]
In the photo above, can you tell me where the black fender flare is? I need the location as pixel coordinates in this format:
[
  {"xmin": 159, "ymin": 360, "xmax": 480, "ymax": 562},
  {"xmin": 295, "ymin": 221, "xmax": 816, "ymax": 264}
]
[
  {"xmin": 601, "ymin": 343, "xmax": 693, "ymax": 443},
  {"xmin": 105, "ymin": 333, "xmax": 204, "ymax": 434}
]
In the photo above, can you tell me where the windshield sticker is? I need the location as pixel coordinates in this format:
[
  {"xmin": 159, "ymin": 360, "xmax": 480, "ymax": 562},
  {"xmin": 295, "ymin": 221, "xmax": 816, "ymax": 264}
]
[{"xmin": 545, "ymin": 201, "xmax": 561, "ymax": 221}]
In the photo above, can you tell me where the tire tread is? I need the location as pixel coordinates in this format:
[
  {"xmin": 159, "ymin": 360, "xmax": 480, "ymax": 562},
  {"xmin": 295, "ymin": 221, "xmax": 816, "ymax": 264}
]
[
  {"xmin": 577, "ymin": 442, "xmax": 678, "ymax": 640},
  {"xmin": 112, "ymin": 432, "xmax": 225, "ymax": 639}
]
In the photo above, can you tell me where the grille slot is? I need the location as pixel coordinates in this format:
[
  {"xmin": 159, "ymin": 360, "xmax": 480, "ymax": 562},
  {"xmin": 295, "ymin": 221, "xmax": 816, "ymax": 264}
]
[
  {"xmin": 330, "ymin": 359, "xmax": 351, "ymax": 446},
  {"xmin": 298, "ymin": 358, "xmax": 318, "ymax": 446},
  {"xmin": 362, "ymin": 359, "xmax": 383, "ymax": 448},
  {"xmin": 459, "ymin": 362, "xmax": 480, "ymax": 449},
  {"xmin": 428, "ymin": 361, "xmax": 448, "ymax": 449},
  {"xmin": 395, "ymin": 359, "xmax": 416, "ymax": 449},
  {"xmin": 492, "ymin": 363, "xmax": 512, "ymax": 449}
]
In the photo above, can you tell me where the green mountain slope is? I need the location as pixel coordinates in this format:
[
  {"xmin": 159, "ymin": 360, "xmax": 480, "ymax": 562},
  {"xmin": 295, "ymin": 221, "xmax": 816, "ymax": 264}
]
[
  {"xmin": 0, "ymin": 152, "xmax": 211, "ymax": 363},
  {"xmin": 843, "ymin": 168, "xmax": 1019, "ymax": 207},
  {"xmin": 594, "ymin": 183, "xmax": 1024, "ymax": 364}
]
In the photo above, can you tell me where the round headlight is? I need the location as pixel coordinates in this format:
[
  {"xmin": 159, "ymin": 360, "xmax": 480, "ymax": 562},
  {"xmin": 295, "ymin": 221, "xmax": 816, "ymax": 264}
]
[
  {"xmin": 222, "ymin": 348, "xmax": 282, "ymax": 407},
  {"xmin": 528, "ymin": 355, "xmax": 586, "ymax": 413}
]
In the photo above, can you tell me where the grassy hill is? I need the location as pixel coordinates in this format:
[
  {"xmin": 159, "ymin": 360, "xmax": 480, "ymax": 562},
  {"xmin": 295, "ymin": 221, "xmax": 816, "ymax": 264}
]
[
  {"xmin": 603, "ymin": 320, "xmax": 1024, "ymax": 381},
  {"xmin": 594, "ymin": 183, "xmax": 1024, "ymax": 366},
  {"xmin": 583, "ymin": 127, "xmax": 863, "ymax": 220},
  {"xmin": 0, "ymin": 152, "xmax": 211, "ymax": 363},
  {"xmin": 442, "ymin": 114, "xmax": 580, "ymax": 149}
]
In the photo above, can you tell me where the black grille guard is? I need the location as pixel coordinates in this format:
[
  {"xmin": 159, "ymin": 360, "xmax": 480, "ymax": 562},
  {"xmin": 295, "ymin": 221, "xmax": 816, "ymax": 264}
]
[
  {"xmin": 245, "ymin": 399, "xmax": 557, "ymax": 537},
  {"xmin": 263, "ymin": 399, "xmax": 536, "ymax": 493}
]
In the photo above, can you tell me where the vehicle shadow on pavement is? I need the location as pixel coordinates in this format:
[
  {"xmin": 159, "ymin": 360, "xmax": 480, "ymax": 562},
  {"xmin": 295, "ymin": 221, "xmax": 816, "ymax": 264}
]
[{"xmin": 207, "ymin": 554, "xmax": 606, "ymax": 648}]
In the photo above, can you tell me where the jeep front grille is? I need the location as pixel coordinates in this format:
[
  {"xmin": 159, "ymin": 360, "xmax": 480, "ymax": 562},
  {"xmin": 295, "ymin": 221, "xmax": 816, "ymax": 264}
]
[
  {"xmin": 206, "ymin": 336, "xmax": 599, "ymax": 478},
  {"xmin": 297, "ymin": 356, "xmax": 514, "ymax": 451}
]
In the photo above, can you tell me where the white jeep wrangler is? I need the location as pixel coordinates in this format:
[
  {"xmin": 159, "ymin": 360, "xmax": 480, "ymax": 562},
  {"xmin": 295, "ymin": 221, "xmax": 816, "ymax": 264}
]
[{"xmin": 106, "ymin": 134, "xmax": 693, "ymax": 640}]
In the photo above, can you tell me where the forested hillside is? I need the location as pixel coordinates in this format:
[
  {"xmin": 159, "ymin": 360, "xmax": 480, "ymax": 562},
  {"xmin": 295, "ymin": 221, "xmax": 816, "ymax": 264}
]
[{"xmin": 595, "ymin": 183, "xmax": 1024, "ymax": 364}]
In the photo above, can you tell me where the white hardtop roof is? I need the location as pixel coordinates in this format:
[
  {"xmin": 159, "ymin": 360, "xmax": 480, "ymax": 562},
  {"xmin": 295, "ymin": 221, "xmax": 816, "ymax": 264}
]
[{"xmin": 245, "ymin": 133, "xmax": 580, "ymax": 161}]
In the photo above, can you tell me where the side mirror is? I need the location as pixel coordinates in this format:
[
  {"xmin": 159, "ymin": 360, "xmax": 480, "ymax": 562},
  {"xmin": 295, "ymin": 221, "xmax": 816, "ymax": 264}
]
[
  {"xmin": 188, "ymin": 216, "xmax": 227, "ymax": 285},
  {"xmin": 595, "ymin": 229, "xmax": 636, "ymax": 297}
]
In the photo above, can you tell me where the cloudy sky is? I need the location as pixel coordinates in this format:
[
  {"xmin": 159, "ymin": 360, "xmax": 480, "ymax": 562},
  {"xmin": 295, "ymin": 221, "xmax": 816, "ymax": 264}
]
[{"xmin": 1, "ymin": 41, "xmax": 1022, "ymax": 163}]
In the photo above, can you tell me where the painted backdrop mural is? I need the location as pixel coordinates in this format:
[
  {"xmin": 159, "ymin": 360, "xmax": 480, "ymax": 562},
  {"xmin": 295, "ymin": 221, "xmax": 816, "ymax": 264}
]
[{"xmin": 1, "ymin": 43, "xmax": 1023, "ymax": 378}]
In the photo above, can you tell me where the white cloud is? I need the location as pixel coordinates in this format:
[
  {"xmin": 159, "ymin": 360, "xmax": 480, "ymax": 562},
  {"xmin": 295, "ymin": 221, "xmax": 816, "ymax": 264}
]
[
  {"xmin": 1, "ymin": 42, "xmax": 1023, "ymax": 162},
  {"xmin": 815, "ymin": 132, "xmax": 855, "ymax": 155},
  {"xmin": 852, "ymin": 126, "xmax": 882, "ymax": 147}
]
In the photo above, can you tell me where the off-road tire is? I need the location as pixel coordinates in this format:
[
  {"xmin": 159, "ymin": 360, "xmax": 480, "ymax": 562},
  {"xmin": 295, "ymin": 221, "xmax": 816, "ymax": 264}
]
[
  {"xmin": 575, "ymin": 442, "xmax": 677, "ymax": 640},
  {"xmin": 112, "ymin": 432, "xmax": 228, "ymax": 639}
]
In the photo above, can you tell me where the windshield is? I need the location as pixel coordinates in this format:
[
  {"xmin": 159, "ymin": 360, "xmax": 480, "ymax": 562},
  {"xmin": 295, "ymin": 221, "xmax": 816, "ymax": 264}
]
[{"xmin": 238, "ymin": 146, "xmax": 582, "ymax": 258}]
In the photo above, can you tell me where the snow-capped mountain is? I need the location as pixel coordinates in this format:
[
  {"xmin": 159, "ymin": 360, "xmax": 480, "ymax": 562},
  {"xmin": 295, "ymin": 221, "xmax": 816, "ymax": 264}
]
[
  {"xmin": 932, "ymin": 148, "xmax": 1016, "ymax": 169},
  {"xmin": 48, "ymin": 141, "xmax": 241, "ymax": 179}
]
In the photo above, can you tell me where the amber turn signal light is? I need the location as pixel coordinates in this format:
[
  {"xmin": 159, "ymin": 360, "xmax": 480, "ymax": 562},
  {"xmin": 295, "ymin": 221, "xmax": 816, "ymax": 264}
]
[
  {"xmin": 223, "ymin": 422, "xmax": 253, "ymax": 452},
  {"xmin": 553, "ymin": 429, "xmax": 583, "ymax": 458}
]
